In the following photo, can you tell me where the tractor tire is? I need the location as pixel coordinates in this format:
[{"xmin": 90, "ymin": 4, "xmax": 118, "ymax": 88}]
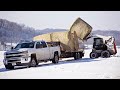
[
  {"xmin": 90, "ymin": 52, "xmax": 98, "ymax": 59},
  {"xmin": 101, "ymin": 50, "xmax": 110, "ymax": 58}
]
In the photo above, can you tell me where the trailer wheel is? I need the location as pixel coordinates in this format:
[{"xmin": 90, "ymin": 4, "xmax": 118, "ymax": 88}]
[
  {"xmin": 77, "ymin": 52, "xmax": 80, "ymax": 59},
  {"xmin": 77, "ymin": 52, "xmax": 83, "ymax": 59},
  {"xmin": 79, "ymin": 52, "xmax": 83, "ymax": 58},
  {"xmin": 74, "ymin": 52, "xmax": 77, "ymax": 60},
  {"xmin": 5, "ymin": 63, "xmax": 14, "ymax": 70},
  {"xmin": 101, "ymin": 50, "xmax": 110, "ymax": 58},
  {"xmin": 74, "ymin": 52, "xmax": 79, "ymax": 60},
  {"xmin": 52, "ymin": 53, "xmax": 59, "ymax": 64},
  {"xmin": 90, "ymin": 52, "xmax": 98, "ymax": 59}
]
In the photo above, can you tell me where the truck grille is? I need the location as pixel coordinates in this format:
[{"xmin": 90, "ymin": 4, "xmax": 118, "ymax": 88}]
[
  {"xmin": 6, "ymin": 55, "xmax": 23, "ymax": 58},
  {"xmin": 6, "ymin": 52, "xmax": 23, "ymax": 55},
  {"xmin": 8, "ymin": 60, "xmax": 21, "ymax": 62}
]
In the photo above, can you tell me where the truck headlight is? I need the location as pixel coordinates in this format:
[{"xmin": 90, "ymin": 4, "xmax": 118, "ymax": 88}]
[
  {"xmin": 21, "ymin": 51, "xmax": 28, "ymax": 58},
  {"xmin": 3, "ymin": 59, "xmax": 7, "ymax": 65},
  {"xmin": 22, "ymin": 51, "xmax": 28, "ymax": 54}
]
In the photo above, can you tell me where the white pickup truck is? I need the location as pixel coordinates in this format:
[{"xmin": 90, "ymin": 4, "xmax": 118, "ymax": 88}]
[{"xmin": 3, "ymin": 40, "xmax": 61, "ymax": 69}]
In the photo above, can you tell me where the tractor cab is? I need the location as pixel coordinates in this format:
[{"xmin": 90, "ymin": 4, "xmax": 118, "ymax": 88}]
[{"xmin": 93, "ymin": 38, "xmax": 107, "ymax": 51}]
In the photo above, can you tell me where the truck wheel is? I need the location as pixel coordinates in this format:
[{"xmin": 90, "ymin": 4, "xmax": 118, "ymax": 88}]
[
  {"xmin": 29, "ymin": 58, "xmax": 37, "ymax": 67},
  {"xmin": 101, "ymin": 50, "xmax": 110, "ymax": 58},
  {"xmin": 52, "ymin": 53, "xmax": 59, "ymax": 64},
  {"xmin": 5, "ymin": 63, "xmax": 14, "ymax": 69},
  {"xmin": 90, "ymin": 52, "xmax": 98, "ymax": 59}
]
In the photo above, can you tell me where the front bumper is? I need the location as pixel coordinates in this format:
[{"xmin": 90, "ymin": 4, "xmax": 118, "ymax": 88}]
[{"xmin": 3, "ymin": 57, "xmax": 31, "ymax": 66}]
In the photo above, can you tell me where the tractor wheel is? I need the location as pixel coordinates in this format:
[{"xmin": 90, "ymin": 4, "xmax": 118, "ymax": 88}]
[
  {"xmin": 90, "ymin": 52, "xmax": 98, "ymax": 59},
  {"xmin": 101, "ymin": 50, "xmax": 110, "ymax": 58}
]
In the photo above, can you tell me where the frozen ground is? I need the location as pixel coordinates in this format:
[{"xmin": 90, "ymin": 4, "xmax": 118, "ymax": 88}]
[{"xmin": 0, "ymin": 47, "xmax": 120, "ymax": 79}]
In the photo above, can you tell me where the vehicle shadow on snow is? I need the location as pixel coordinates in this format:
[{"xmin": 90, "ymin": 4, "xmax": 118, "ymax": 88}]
[
  {"xmin": 0, "ymin": 58, "xmax": 100, "ymax": 72},
  {"xmin": 0, "ymin": 68, "xmax": 9, "ymax": 72},
  {"xmin": 0, "ymin": 66, "xmax": 27, "ymax": 72},
  {"xmin": 36, "ymin": 58, "xmax": 100, "ymax": 68}
]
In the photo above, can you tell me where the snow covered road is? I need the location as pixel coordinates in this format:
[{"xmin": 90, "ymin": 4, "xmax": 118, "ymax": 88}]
[{"xmin": 0, "ymin": 47, "xmax": 120, "ymax": 79}]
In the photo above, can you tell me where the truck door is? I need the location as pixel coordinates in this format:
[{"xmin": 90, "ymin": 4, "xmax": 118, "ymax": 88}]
[
  {"xmin": 41, "ymin": 41, "xmax": 50, "ymax": 60},
  {"xmin": 35, "ymin": 42, "xmax": 44, "ymax": 60}
]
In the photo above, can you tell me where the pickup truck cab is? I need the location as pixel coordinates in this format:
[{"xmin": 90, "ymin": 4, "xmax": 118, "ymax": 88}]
[{"xmin": 3, "ymin": 40, "xmax": 61, "ymax": 69}]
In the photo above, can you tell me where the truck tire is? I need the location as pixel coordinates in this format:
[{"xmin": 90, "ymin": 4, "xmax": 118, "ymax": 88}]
[
  {"xmin": 52, "ymin": 53, "xmax": 59, "ymax": 64},
  {"xmin": 5, "ymin": 63, "xmax": 14, "ymax": 69},
  {"xmin": 101, "ymin": 50, "xmax": 110, "ymax": 58},
  {"xmin": 90, "ymin": 52, "xmax": 98, "ymax": 59},
  {"xmin": 29, "ymin": 57, "xmax": 38, "ymax": 67}
]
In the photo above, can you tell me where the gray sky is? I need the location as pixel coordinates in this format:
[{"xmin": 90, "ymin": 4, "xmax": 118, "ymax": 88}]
[{"xmin": 0, "ymin": 11, "xmax": 120, "ymax": 31}]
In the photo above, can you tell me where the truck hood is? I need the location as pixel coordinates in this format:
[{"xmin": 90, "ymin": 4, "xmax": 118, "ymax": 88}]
[
  {"xmin": 5, "ymin": 48, "xmax": 28, "ymax": 55},
  {"xmin": 70, "ymin": 17, "xmax": 92, "ymax": 40}
]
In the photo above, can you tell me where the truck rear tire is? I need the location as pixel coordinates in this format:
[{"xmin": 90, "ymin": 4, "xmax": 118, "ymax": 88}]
[
  {"xmin": 52, "ymin": 53, "xmax": 59, "ymax": 64},
  {"xmin": 90, "ymin": 52, "xmax": 98, "ymax": 59},
  {"xmin": 5, "ymin": 63, "xmax": 14, "ymax": 69},
  {"xmin": 101, "ymin": 50, "xmax": 110, "ymax": 58}
]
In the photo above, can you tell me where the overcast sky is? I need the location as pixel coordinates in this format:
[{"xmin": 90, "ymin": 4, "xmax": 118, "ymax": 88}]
[{"xmin": 0, "ymin": 11, "xmax": 120, "ymax": 31}]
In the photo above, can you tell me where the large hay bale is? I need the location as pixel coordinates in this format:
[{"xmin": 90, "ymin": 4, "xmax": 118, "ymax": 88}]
[
  {"xmin": 33, "ymin": 17, "xmax": 92, "ymax": 52},
  {"xmin": 33, "ymin": 33, "xmax": 51, "ymax": 42},
  {"xmin": 33, "ymin": 31, "xmax": 73, "ymax": 51},
  {"xmin": 70, "ymin": 17, "xmax": 92, "ymax": 40}
]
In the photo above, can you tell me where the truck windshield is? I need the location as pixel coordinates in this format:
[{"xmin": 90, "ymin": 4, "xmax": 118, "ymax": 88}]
[{"xmin": 14, "ymin": 42, "xmax": 35, "ymax": 49}]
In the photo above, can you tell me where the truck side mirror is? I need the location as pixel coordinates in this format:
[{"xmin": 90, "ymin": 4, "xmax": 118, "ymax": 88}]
[{"xmin": 11, "ymin": 47, "xmax": 14, "ymax": 50}]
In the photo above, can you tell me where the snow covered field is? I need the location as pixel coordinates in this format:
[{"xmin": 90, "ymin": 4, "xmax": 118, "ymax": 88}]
[{"xmin": 0, "ymin": 47, "xmax": 120, "ymax": 79}]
